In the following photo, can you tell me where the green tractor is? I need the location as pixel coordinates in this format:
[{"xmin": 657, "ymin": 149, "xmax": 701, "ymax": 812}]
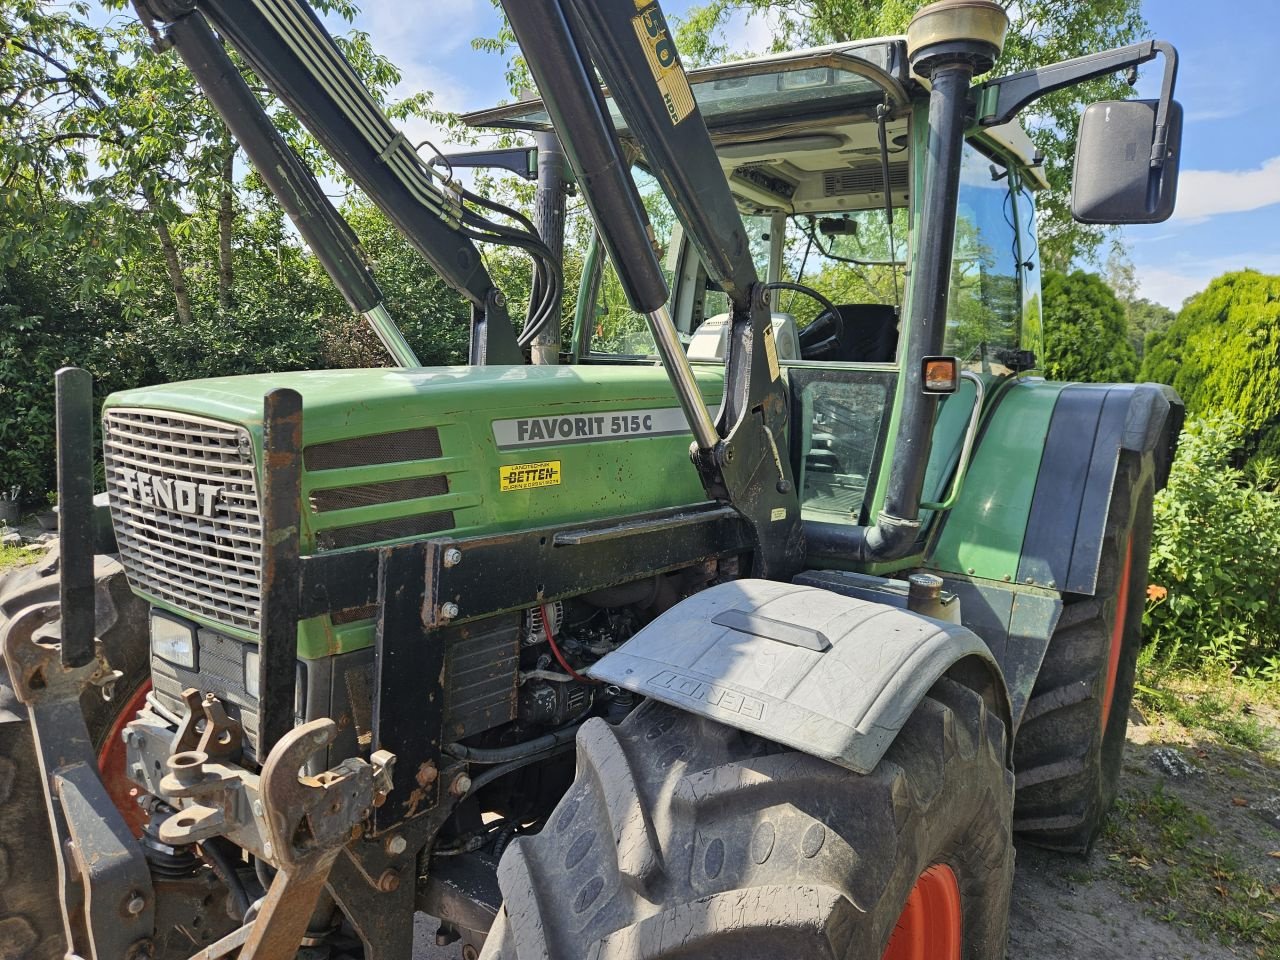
[{"xmin": 0, "ymin": 0, "xmax": 1185, "ymax": 958}]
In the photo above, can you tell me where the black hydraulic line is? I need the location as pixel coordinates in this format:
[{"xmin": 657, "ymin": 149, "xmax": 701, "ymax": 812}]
[
  {"xmin": 462, "ymin": 741, "xmax": 577, "ymax": 796},
  {"xmin": 565, "ymin": 0, "xmax": 758, "ymax": 309},
  {"xmin": 55, "ymin": 367, "xmax": 95, "ymax": 669},
  {"xmin": 442, "ymin": 717, "xmax": 586, "ymax": 764},
  {"xmin": 201, "ymin": 837, "xmax": 252, "ymax": 920},
  {"xmin": 157, "ymin": 9, "xmax": 418, "ymax": 366},
  {"xmin": 807, "ymin": 57, "xmax": 976, "ymax": 563}
]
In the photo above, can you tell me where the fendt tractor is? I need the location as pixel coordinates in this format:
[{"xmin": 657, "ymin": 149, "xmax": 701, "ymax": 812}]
[{"xmin": 0, "ymin": 0, "xmax": 1187, "ymax": 958}]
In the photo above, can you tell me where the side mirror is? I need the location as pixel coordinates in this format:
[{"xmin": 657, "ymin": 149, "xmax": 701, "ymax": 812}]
[{"xmin": 1072, "ymin": 98, "xmax": 1183, "ymax": 224}]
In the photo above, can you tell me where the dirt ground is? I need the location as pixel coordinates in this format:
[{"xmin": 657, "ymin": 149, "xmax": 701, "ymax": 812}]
[{"xmin": 1007, "ymin": 695, "xmax": 1279, "ymax": 960}]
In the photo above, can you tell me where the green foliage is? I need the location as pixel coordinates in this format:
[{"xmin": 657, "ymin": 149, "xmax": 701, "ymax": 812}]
[
  {"xmin": 1141, "ymin": 271, "xmax": 1280, "ymax": 464},
  {"xmin": 1144, "ymin": 417, "xmax": 1280, "ymax": 673},
  {"xmin": 1041, "ymin": 269, "xmax": 1136, "ymax": 383},
  {"xmin": 0, "ymin": 203, "xmax": 154, "ymax": 500}
]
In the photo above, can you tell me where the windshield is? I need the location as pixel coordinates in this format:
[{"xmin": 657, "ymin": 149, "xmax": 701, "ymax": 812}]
[
  {"xmin": 706, "ymin": 210, "xmax": 907, "ymax": 326},
  {"xmin": 592, "ymin": 202, "xmax": 908, "ymax": 357}
]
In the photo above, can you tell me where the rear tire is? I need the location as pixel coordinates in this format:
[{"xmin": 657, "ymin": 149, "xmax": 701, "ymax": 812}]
[
  {"xmin": 1012, "ymin": 452, "xmax": 1154, "ymax": 852},
  {"xmin": 481, "ymin": 676, "xmax": 1014, "ymax": 960},
  {"xmin": 0, "ymin": 549, "xmax": 150, "ymax": 960}
]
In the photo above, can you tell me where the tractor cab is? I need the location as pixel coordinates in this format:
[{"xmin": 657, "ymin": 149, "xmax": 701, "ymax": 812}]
[{"xmin": 462, "ymin": 39, "xmax": 1047, "ymax": 550}]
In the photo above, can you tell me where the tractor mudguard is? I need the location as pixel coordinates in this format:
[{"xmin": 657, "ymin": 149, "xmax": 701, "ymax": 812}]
[
  {"xmin": 931, "ymin": 379, "xmax": 1182, "ymax": 594},
  {"xmin": 1017, "ymin": 380, "xmax": 1182, "ymax": 595},
  {"xmin": 589, "ymin": 579, "xmax": 1011, "ymax": 775}
]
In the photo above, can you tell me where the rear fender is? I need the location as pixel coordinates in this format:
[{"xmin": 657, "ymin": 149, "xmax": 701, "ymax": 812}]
[{"xmin": 589, "ymin": 579, "xmax": 1011, "ymax": 774}]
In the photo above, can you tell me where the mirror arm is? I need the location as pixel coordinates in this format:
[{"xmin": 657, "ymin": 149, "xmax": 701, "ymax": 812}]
[
  {"xmin": 979, "ymin": 41, "xmax": 1179, "ymax": 167},
  {"xmin": 431, "ymin": 146, "xmax": 540, "ymax": 181}
]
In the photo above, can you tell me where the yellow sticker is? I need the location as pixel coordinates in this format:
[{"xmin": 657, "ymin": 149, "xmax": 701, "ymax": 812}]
[
  {"xmin": 631, "ymin": 6, "xmax": 695, "ymax": 125},
  {"xmin": 762, "ymin": 323, "xmax": 781, "ymax": 382},
  {"xmin": 770, "ymin": 507, "xmax": 787, "ymax": 522},
  {"xmin": 499, "ymin": 460, "xmax": 562, "ymax": 492}
]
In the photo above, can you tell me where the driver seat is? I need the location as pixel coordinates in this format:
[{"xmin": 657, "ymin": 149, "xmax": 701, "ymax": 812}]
[{"xmin": 798, "ymin": 303, "xmax": 899, "ymax": 363}]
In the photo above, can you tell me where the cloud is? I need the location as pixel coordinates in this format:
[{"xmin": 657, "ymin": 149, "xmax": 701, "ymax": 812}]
[
  {"xmin": 718, "ymin": 7, "xmax": 778, "ymax": 54},
  {"xmin": 1172, "ymin": 155, "xmax": 1280, "ymax": 222},
  {"xmin": 1135, "ymin": 251, "xmax": 1280, "ymax": 309}
]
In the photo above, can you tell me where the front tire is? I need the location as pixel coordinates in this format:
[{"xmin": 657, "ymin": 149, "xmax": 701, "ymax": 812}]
[
  {"xmin": 0, "ymin": 550, "xmax": 150, "ymax": 960},
  {"xmin": 481, "ymin": 675, "xmax": 1014, "ymax": 960}
]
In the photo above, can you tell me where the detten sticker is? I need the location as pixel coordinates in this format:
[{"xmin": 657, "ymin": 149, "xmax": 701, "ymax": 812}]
[{"xmin": 499, "ymin": 460, "xmax": 562, "ymax": 492}]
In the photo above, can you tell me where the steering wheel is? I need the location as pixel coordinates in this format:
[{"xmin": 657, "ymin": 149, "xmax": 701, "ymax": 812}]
[{"xmin": 761, "ymin": 281, "xmax": 844, "ymax": 358}]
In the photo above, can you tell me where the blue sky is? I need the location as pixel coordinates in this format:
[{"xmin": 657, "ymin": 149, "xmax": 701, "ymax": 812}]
[{"xmin": 338, "ymin": 0, "xmax": 1279, "ymax": 309}]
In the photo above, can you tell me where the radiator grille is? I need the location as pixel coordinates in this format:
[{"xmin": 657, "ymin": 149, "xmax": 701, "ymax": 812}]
[
  {"xmin": 316, "ymin": 511, "xmax": 456, "ymax": 551},
  {"xmin": 103, "ymin": 408, "xmax": 263, "ymax": 633},
  {"xmin": 310, "ymin": 474, "xmax": 448, "ymax": 513},
  {"xmin": 305, "ymin": 427, "xmax": 442, "ymax": 470}
]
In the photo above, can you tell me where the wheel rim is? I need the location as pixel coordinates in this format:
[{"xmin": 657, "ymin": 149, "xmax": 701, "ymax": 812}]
[
  {"xmin": 881, "ymin": 863, "xmax": 962, "ymax": 960},
  {"xmin": 97, "ymin": 680, "xmax": 152, "ymax": 836},
  {"xmin": 1100, "ymin": 538, "xmax": 1134, "ymax": 729}
]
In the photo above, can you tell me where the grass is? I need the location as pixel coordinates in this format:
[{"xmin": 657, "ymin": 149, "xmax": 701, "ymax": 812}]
[
  {"xmin": 1102, "ymin": 666, "xmax": 1280, "ymax": 958},
  {"xmin": 1134, "ymin": 668, "xmax": 1279, "ymax": 759},
  {"xmin": 1102, "ymin": 784, "xmax": 1280, "ymax": 957},
  {"xmin": 0, "ymin": 539, "xmax": 39, "ymax": 574}
]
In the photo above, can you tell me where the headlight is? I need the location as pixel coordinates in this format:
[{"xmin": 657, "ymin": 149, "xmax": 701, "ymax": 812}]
[
  {"xmin": 151, "ymin": 611, "xmax": 197, "ymax": 669},
  {"xmin": 243, "ymin": 649, "xmax": 306, "ymax": 715},
  {"xmin": 244, "ymin": 649, "xmax": 260, "ymax": 699}
]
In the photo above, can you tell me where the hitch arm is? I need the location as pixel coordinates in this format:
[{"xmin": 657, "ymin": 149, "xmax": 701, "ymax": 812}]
[{"xmin": 1, "ymin": 604, "xmax": 156, "ymax": 960}]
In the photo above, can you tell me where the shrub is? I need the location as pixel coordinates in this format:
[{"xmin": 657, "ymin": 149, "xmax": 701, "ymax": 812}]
[
  {"xmin": 1141, "ymin": 270, "xmax": 1280, "ymax": 464},
  {"xmin": 1143, "ymin": 416, "xmax": 1280, "ymax": 674},
  {"xmin": 1042, "ymin": 269, "xmax": 1138, "ymax": 384}
]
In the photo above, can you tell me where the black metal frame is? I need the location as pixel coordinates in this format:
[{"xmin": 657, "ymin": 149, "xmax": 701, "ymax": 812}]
[{"xmin": 252, "ymin": 393, "xmax": 756, "ymax": 832}]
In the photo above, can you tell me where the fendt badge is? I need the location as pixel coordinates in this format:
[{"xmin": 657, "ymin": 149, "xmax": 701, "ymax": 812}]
[{"xmin": 117, "ymin": 467, "xmax": 224, "ymax": 519}]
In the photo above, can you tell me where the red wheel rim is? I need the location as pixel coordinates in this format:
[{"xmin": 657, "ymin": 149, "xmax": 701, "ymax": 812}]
[
  {"xmin": 882, "ymin": 863, "xmax": 962, "ymax": 960},
  {"xmin": 97, "ymin": 680, "xmax": 152, "ymax": 836},
  {"xmin": 1100, "ymin": 538, "xmax": 1134, "ymax": 729}
]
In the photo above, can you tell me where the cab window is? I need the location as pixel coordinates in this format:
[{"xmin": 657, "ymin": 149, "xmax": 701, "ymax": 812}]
[
  {"xmin": 591, "ymin": 169, "xmax": 675, "ymax": 356},
  {"xmin": 944, "ymin": 142, "xmax": 1021, "ymax": 364}
]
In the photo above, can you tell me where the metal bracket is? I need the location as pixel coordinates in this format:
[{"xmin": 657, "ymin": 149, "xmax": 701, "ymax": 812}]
[
  {"xmin": 0, "ymin": 602, "xmax": 156, "ymax": 960},
  {"xmin": 240, "ymin": 719, "xmax": 376, "ymax": 960}
]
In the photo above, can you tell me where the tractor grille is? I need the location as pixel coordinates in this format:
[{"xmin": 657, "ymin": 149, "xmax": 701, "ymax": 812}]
[{"xmin": 103, "ymin": 408, "xmax": 263, "ymax": 633}]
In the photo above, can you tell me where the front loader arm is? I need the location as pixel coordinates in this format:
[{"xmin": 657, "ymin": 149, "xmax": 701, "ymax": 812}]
[
  {"xmin": 135, "ymin": 0, "xmax": 556, "ymax": 364},
  {"xmin": 500, "ymin": 0, "xmax": 804, "ymax": 577}
]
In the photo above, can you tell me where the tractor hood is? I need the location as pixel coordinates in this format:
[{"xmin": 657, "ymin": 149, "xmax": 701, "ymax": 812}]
[{"xmin": 102, "ymin": 364, "xmax": 724, "ymax": 655}]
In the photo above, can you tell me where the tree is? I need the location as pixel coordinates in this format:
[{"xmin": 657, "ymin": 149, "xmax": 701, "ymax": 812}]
[
  {"xmin": 0, "ymin": 0, "xmax": 440, "ymax": 326},
  {"xmin": 1141, "ymin": 270, "xmax": 1280, "ymax": 463},
  {"xmin": 1104, "ymin": 244, "xmax": 1174, "ymax": 358},
  {"xmin": 1041, "ymin": 269, "xmax": 1137, "ymax": 383},
  {"xmin": 673, "ymin": 0, "xmax": 1147, "ymax": 268}
]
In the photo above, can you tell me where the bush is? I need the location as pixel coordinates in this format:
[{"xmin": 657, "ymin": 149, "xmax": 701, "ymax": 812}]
[
  {"xmin": 1042, "ymin": 269, "xmax": 1138, "ymax": 383},
  {"xmin": 1141, "ymin": 270, "xmax": 1280, "ymax": 464},
  {"xmin": 1144, "ymin": 416, "xmax": 1280, "ymax": 676}
]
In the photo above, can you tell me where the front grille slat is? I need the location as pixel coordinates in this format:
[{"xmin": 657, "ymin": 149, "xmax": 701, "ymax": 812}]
[{"xmin": 105, "ymin": 408, "xmax": 264, "ymax": 634}]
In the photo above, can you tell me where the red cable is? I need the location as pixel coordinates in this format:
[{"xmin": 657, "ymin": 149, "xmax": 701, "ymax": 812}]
[{"xmin": 540, "ymin": 604, "xmax": 599, "ymax": 684}]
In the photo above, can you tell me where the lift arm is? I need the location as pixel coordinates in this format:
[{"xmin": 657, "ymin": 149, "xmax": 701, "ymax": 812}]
[{"xmin": 499, "ymin": 0, "xmax": 804, "ymax": 577}]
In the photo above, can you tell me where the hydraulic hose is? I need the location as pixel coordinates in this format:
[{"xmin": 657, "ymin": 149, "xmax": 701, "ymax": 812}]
[{"xmin": 443, "ymin": 715, "xmax": 588, "ymax": 765}]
